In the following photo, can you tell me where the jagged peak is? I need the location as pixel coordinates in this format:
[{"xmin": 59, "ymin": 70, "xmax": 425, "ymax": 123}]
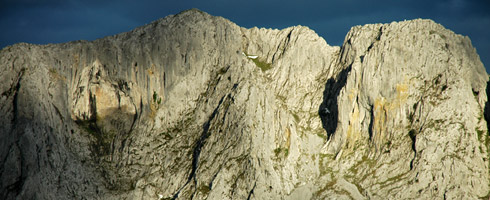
[
  {"xmin": 345, "ymin": 18, "xmax": 456, "ymax": 41},
  {"xmin": 175, "ymin": 8, "xmax": 209, "ymax": 16}
]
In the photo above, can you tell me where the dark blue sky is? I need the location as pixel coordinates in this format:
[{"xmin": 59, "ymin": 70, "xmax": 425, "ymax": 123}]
[{"xmin": 1, "ymin": 0, "xmax": 489, "ymax": 71}]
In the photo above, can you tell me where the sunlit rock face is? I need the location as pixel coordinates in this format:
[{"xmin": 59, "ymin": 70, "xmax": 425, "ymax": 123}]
[{"xmin": 1, "ymin": 9, "xmax": 489, "ymax": 200}]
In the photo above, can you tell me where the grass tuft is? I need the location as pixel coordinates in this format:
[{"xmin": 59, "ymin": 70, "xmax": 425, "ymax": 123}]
[
  {"xmin": 252, "ymin": 58, "xmax": 272, "ymax": 72},
  {"xmin": 244, "ymin": 52, "xmax": 272, "ymax": 72}
]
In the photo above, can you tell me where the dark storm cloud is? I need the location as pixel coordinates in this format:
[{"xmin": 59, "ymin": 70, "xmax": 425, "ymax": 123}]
[{"xmin": 0, "ymin": 0, "xmax": 489, "ymax": 69}]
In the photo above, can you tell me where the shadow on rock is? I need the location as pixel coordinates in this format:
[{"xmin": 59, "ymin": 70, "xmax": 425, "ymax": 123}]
[
  {"xmin": 319, "ymin": 66, "xmax": 351, "ymax": 140},
  {"xmin": 484, "ymin": 80, "xmax": 490, "ymax": 135}
]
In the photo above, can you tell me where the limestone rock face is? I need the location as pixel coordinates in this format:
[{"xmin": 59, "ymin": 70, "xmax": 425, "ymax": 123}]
[
  {"xmin": 1, "ymin": 9, "xmax": 489, "ymax": 199},
  {"xmin": 319, "ymin": 20, "xmax": 489, "ymax": 199}
]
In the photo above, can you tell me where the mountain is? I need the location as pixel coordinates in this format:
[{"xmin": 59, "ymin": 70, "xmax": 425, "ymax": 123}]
[{"xmin": 1, "ymin": 9, "xmax": 489, "ymax": 199}]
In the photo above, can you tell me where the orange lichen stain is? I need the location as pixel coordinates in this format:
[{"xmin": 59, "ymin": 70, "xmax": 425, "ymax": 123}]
[
  {"xmin": 149, "ymin": 102, "xmax": 158, "ymax": 119},
  {"xmin": 348, "ymin": 88, "xmax": 358, "ymax": 102},
  {"xmin": 346, "ymin": 104, "xmax": 361, "ymax": 148},
  {"xmin": 93, "ymin": 85, "xmax": 119, "ymax": 120},
  {"xmin": 396, "ymin": 83, "xmax": 408, "ymax": 95},
  {"xmin": 147, "ymin": 63, "xmax": 156, "ymax": 75},
  {"xmin": 372, "ymin": 97, "xmax": 387, "ymax": 147},
  {"xmin": 73, "ymin": 54, "xmax": 80, "ymax": 67},
  {"xmin": 370, "ymin": 78, "xmax": 412, "ymax": 148},
  {"xmin": 392, "ymin": 82, "xmax": 409, "ymax": 108}
]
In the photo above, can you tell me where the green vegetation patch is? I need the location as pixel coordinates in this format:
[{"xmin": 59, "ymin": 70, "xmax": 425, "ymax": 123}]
[
  {"xmin": 292, "ymin": 113, "xmax": 300, "ymax": 122},
  {"xmin": 49, "ymin": 68, "xmax": 57, "ymax": 75},
  {"xmin": 318, "ymin": 153, "xmax": 334, "ymax": 176},
  {"xmin": 274, "ymin": 147, "xmax": 289, "ymax": 157},
  {"xmin": 77, "ymin": 120, "xmax": 115, "ymax": 157},
  {"xmin": 48, "ymin": 67, "xmax": 66, "ymax": 81},
  {"xmin": 153, "ymin": 91, "xmax": 162, "ymax": 105},
  {"xmin": 316, "ymin": 132, "xmax": 328, "ymax": 141},
  {"xmin": 314, "ymin": 179, "xmax": 337, "ymax": 196},
  {"xmin": 429, "ymin": 30, "xmax": 446, "ymax": 39},
  {"xmin": 476, "ymin": 127, "xmax": 490, "ymax": 156},
  {"xmin": 198, "ymin": 184, "xmax": 211, "ymax": 196},
  {"xmin": 244, "ymin": 52, "xmax": 272, "ymax": 72},
  {"xmin": 345, "ymin": 155, "xmax": 377, "ymax": 183},
  {"xmin": 251, "ymin": 58, "xmax": 272, "ymax": 72}
]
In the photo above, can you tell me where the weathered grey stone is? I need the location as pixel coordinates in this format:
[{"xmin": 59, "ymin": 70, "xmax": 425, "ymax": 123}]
[{"xmin": 0, "ymin": 9, "xmax": 489, "ymax": 199}]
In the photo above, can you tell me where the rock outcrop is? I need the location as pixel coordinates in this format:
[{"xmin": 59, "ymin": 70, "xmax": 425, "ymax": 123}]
[{"xmin": 1, "ymin": 9, "xmax": 489, "ymax": 199}]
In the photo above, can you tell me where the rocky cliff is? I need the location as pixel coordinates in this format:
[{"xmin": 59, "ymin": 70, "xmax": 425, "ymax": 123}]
[{"xmin": 1, "ymin": 9, "xmax": 489, "ymax": 199}]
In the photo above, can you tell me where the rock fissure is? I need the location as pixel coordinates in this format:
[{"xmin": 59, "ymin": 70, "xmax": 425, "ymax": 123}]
[
  {"xmin": 173, "ymin": 94, "xmax": 227, "ymax": 199},
  {"xmin": 10, "ymin": 68, "xmax": 25, "ymax": 126},
  {"xmin": 409, "ymin": 129, "xmax": 417, "ymax": 170},
  {"xmin": 246, "ymin": 182, "xmax": 256, "ymax": 200},
  {"xmin": 368, "ymin": 105, "xmax": 374, "ymax": 142}
]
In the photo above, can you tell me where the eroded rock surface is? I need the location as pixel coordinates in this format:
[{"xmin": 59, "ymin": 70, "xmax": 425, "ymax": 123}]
[{"xmin": 1, "ymin": 9, "xmax": 489, "ymax": 199}]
